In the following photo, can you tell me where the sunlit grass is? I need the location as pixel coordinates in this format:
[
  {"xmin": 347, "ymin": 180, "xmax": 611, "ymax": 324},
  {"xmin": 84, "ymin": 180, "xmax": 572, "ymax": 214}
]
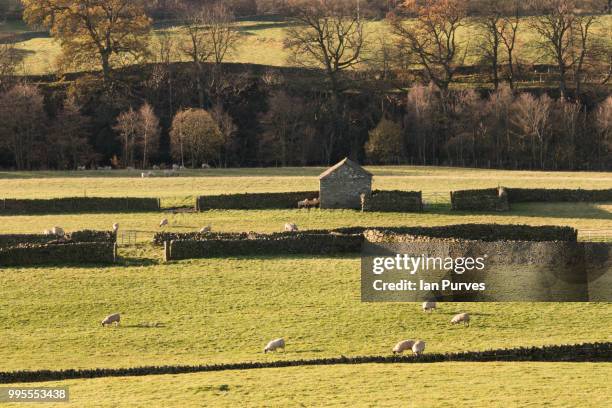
[
  {"xmin": 5, "ymin": 16, "xmax": 611, "ymax": 76},
  {"xmin": 3, "ymin": 363, "xmax": 611, "ymax": 407},
  {"xmin": 0, "ymin": 166, "xmax": 610, "ymax": 406}
]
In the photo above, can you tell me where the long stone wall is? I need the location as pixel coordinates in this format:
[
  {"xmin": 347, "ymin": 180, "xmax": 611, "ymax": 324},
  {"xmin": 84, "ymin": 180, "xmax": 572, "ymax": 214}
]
[
  {"xmin": 450, "ymin": 187, "xmax": 612, "ymax": 211},
  {"xmin": 0, "ymin": 243, "xmax": 117, "ymax": 266},
  {"xmin": 0, "ymin": 197, "xmax": 160, "ymax": 215}
]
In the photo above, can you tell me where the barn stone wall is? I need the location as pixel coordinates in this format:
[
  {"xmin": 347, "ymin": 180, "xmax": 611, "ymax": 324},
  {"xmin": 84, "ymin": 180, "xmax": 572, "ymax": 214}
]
[{"xmin": 320, "ymin": 166, "xmax": 372, "ymax": 209}]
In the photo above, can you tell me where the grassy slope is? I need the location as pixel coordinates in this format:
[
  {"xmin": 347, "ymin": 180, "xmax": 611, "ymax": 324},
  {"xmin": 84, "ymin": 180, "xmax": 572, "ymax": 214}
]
[
  {"xmin": 3, "ymin": 363, "xmax": 612, "ymax": 407},
  {"xmin": 3, "ymin": 17, "xmax": 611, "ymax": 76}
]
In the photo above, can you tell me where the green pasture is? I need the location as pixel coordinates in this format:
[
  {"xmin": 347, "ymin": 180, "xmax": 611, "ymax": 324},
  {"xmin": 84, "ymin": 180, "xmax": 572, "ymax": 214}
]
[
  {"xmin": 0, "ymin": 166, "xmax": 610, "ymax": 406},
  {"xmin": 2, "ymin": 16, "xmax": 610, "ymax": 77},
  {"xmin": 3, "ymin": 363, "xmax": 611, "ymax": 407},
  {"xmin": 1, "ymin": 256, "xmax": 611, "ymax": 372}
]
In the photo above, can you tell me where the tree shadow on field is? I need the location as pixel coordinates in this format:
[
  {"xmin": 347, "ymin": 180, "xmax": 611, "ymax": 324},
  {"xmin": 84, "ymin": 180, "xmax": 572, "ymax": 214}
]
[
  {"xmin": 437, "ymin": 312, "xmax": 493, "ymax": 317},
  {"xmin": 123, "ymin": 323, "xmax": 167, "ymax": 329},
  {"xmin": 290, "ymin": 349, "xmax": 325, "ymax": 354},
  {"xmin": 0, "ymin": 31, "xmax": 50, "ymax": 44},
  {"xmin": 238, "ymin": 21, "xmax": 301, "ymax": 33}
]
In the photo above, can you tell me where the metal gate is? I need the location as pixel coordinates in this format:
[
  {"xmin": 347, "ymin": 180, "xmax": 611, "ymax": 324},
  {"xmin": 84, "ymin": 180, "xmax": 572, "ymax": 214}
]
[{"xmin": 118, "ymin": 230, "xmax": 139, "ymax": 246}]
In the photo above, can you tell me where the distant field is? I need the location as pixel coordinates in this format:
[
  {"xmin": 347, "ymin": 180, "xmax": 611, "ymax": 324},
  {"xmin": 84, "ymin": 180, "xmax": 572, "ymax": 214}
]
[
  {"xmin": 1, "ymin": 16, "xmax": 610, "ymax": 76},
  {"xmin": 0, "ymin": 166, "xmax": 610, "ymax": 406},
  {"xmin": 3, "ymin": 363, "xmax": 611, "ymax": 407}
]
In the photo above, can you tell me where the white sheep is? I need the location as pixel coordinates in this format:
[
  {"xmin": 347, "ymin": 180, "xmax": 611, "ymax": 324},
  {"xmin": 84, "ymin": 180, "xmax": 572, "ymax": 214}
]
[
  {"xmin": 141, "ymin": 172, "xmax": 153, "ymax": 178},
  {"xmin": 422, "ymin": 301, "xmax": 436, "ymax": 312},
  {"xmin": 392, "ymin": 340, "xmax": 415, "ymax": 354},
  {"xmin": 264, "ymin": 338, "xmax": 285, "ymax": 353},
  {"xmin": 451, "ymin": 312, "xmax": 470, "ymax": 326},
  {"xmin": 412, "ymin": 340, "xmax": 426, "ymax": 356},
  {"xmin": 43, "ymin": 229, "xmax": 52, "ymax": 235},
  {"xmin": 284, "ymin": 223, "xmax": 298, "ymax": 232},
  {"xmin": 101, "ymin": 313, "xmax": 121, "ymax": 327},
  {"xmin": 51, "ymin": 226, "xmax": 65, "ymax": 237},
  {"xmin": 159, "ymin": 218, "xmax": 169, "ymax": 228},
  {"xmin": 112, "ymin": 223, "xmax": 119, "ymax": 233},
  {"xmin": 199, "ymin": 225, "xmax": 212, "ymax": 233}
]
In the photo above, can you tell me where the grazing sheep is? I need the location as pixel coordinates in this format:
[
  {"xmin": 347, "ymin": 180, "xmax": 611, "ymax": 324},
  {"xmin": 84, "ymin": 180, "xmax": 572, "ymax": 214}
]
[
  {"xmin": 451, "ymin": 312, "xmax": 470, "ymax": 326},
  {"xmin": 264, "ymin": 338, "xmax": 285, "ymax": 353},
  {"xmin": 284, "ymin": 223, "xmax": 298, "ymax": 232},
  {"xmin": 51, "ymin": 227, "xmax": 65, "ymax": 237},
  {"xmin": 112, "ymin": 223, "xmax": 119, "ymax": 233},
  {"xmin": 412, "ymin": 340, "xmax": 426, "ymax": 356},
  {"xmin": 201, "ymin": 163, "xmax": 211, "ymax": 169},
  {"xmin": 141, "ymin": 171, "xmax": 153, "ymax": 178},
  {"xmin": 43, "ymin": 229, "xmax": 52, "ymax": 235},
  {"xmin": 297, "ymin": 198, "xmax": 320, "ymax": 209},
  {"xmin": 159, "ymin": 218, "xmax": 169, "ymax": 228},
  {"xmin": 172, "ymin": 164, "xmax": 180, "ymax": 170},
  {"xmin": 199, "ymin": 225, "xmax": 212, "ymax": 233},
  {"xmin": 101, "ymin": 313, "xmax": 121, "ymax": 327},
  {"xmin": 392, "ymin": 340, "xmax": 415, "ymax": 354},
  {"xmin": 422, "ymin": 301, "xmax": 436, "ymax": 312}
]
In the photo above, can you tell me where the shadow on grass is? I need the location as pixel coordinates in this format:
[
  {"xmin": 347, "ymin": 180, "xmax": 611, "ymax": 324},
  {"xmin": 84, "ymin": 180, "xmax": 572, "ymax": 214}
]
[
  {"xmin": 163, "ymin": 253, "xmax": 359, "ymax": 263},
  {"xmin": 425, "ymin": 202, "xmax": 612, "ymax": 221},
  {"xmin": 0, "ymin": 31, "xmax": 50, "ymax": 44},
  {"xmin": 122, "ymin": 323, "xmax": 167, "ymax": 329},
  {"xmin": 238, "ymin": 21, "xmax": 300, "ymax": 32}
]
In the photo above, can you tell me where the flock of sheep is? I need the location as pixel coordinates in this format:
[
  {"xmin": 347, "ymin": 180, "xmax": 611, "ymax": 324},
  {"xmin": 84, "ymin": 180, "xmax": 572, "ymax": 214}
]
[
  {"xmin": 101, "ymin": 302, "xmax": 471, "ymax": 356},
  {"xmin": 49, "ymin": 214, "xmax": 471, "ymax": 358},
  {"xmin": 43, "ymin": 221, "xmax": 473, "ymax": 357}
]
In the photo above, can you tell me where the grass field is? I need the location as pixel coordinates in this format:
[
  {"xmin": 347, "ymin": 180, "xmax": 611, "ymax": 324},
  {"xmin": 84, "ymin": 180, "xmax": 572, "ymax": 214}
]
[
  {"xmin": 0, "ymin": 166, "xmax": 610, "ymax": 406},
  {"xmin": 3, "ymin": 363, "xmax": 611, "ymax": 407},
  {"xmin": 2, "ymin": 16, "xmax": 611, "ymax": 76}
]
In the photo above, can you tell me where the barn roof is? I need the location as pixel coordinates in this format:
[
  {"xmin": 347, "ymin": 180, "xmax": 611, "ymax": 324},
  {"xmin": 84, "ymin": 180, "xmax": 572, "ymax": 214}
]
[{"xmin": 318, "ymin": 158, "xmax": 373, "ymax": 180}]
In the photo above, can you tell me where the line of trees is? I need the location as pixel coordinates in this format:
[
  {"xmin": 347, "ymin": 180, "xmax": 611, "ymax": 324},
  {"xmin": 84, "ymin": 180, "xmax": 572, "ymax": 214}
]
[
  {"xmin": 366, "ymin": 84, "xmax": 612, "ymax": 169},
  {"xmin": 0, "ymin": 0, "xmax": 610, "ymax": 170}
]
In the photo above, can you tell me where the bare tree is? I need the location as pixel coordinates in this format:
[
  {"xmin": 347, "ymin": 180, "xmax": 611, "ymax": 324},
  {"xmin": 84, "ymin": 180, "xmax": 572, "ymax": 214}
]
[
  {"xmin": 48, "ymin": 96, "xmax": 93, "ymax": 169},
  {"xmin": 404, "ymin": 83, "xmax": 441, "ymax": 164},
  {"xmin": 151, "ymin": 30, "xmax": 178, "ymax": 114},
  {"xmin": 179, "ymin": 2, "xmax": 240, "ymax": 107},
  {"xmin": 595, "ymin": 96, "xmax": 612, "ymax": 162},
  {"xmin": 511, "ymin": 93, "xmax": 552, "ymax": 168},
  {"xmin": 530, "ymin": 0, "xmax": 599, "ymax": 96},
  {"xmin": 498, "ymin": 1, "xmax": 521, "ymax": 88},
  {"xmin": 114, "ymin": 108, "xmax": 140, "ymax": 168},
  {"xmin": 260, "ymin": 90, "xmax": 308, "ymax": 166},
  {"xmin": 474, "ymin": 0, "xmax": 521, "ymax": 89},
  {"xmin": 285, "ymin": 0, "xmax": 365, "ymax": 164},
  {"xmin": 391, "ymin": 0, "xmax": 469, "ymax": 91},
  {"xmin": 204, "ymin": 3, "xmax": 241, "ymax": 65},
  {"xmin": 211, "ymin": 104, "xmax": 238, "ymax": 167},
  {"xmin": 138, "ymin": 102, "xmax": 161, "ymax": 168},
  {"xmin": 0, "ymin": 83, "xmax": 47, "ymax": 170}
]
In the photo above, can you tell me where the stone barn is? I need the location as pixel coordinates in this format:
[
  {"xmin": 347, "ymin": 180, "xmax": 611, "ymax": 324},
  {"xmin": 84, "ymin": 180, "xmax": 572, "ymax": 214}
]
[{"xmin": 319, "ymin": 158, "xmax": 372, "ymax": 209}]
